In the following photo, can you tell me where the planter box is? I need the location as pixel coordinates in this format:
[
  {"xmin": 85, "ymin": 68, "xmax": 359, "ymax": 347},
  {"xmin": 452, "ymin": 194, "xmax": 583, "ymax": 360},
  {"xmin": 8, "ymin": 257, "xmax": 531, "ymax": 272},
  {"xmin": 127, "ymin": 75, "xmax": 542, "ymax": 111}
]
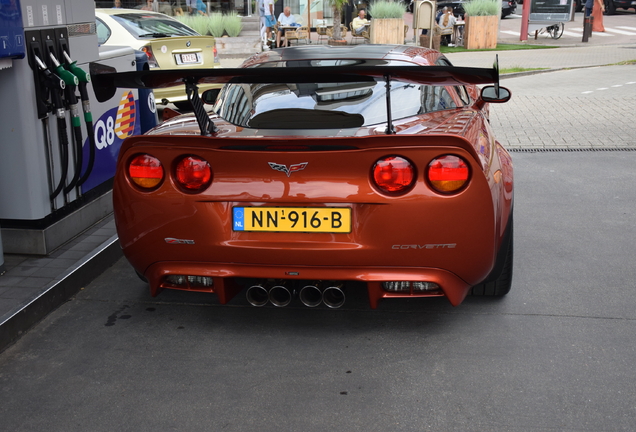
[
  {"xmin": 464, "ymin": 15, "xmax": 498, "ymax": 49},
  {"xmin": 370, "ymin": 18, "xmax": 405, "ymax": 44}
]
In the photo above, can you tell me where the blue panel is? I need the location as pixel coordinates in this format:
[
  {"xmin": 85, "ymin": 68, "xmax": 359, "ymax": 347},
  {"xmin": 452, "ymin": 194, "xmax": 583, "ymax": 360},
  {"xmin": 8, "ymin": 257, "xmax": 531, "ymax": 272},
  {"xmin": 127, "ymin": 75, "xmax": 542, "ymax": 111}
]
[
  {"xmin": 233, "ymin": 208, "xmax": 245, "ymax": 231},
  {"xmin": 80, "ymin": 92, "xmax": 142, "ymax": 192},
  {"xmin": 0, "ymin": 0, "xmax": 25, "ymax": 59}
]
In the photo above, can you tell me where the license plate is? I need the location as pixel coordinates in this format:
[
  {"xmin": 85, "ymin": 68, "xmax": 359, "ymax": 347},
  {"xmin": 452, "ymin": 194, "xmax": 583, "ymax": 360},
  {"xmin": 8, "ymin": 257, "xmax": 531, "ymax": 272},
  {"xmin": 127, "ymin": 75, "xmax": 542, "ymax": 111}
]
[
  {"xmin": 233, "ymin": 207, "xmax": 351, "ymax": 233},
  {"xmin": 178, "ymin": 53, "xmax": 199, "ymax": 64}
]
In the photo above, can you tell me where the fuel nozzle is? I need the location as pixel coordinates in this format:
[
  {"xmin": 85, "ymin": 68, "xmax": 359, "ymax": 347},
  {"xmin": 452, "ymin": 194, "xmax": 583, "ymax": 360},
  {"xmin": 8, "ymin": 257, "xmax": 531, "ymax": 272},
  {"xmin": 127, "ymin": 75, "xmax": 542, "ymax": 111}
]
[
  {"xmin": 34, "ymin": 54, "xmax": 66, "ymax": 117},
  {"xmin": 49, "ymin": 52, "xmax": 78, "ymax": 88},
  {"xmin": 63, "ymin": 51, "xmax": 90, "ymax": 84},
  {"xmin": 62, "ymin": 50, "xmax": 92, "ymax": 120}
]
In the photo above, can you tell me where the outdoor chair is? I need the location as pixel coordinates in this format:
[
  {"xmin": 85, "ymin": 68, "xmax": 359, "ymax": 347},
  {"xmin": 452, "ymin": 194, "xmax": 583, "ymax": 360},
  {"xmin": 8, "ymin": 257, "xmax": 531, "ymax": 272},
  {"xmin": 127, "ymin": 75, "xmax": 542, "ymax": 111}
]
[
  {"xmin": 316, "ymin": 25, "xmax": 329, "ymax": 43},
  {"xmin": 285, "ymin": 26, "xmax": 310, "ymax": 45},
  {"xmin": 437, "ymin": 23, "xmax": 454, "ymax": 45},
  {"xmin": 350, "ymin": 21, "xmax": 369, "ymax": 43},
  {"xmin": 327, "ymin": 24, "xmax": 349, "ymax": 41}
]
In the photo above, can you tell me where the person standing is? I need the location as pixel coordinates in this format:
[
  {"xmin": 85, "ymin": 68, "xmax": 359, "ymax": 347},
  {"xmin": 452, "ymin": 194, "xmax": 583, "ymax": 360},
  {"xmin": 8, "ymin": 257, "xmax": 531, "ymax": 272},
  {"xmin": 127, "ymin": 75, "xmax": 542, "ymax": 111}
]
[
  {"xmin": 592, "ymin": 0, "xmax": 605, "ymax": 32},
  {"xmin": 263, "ymin": 0, "xmax": 276, "ymax": 48}
]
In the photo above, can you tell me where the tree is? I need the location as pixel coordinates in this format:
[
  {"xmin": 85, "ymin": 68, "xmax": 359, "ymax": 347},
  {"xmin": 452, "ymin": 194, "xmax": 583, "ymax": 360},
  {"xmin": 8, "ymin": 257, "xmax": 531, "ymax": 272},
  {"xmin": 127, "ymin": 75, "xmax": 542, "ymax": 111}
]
[{"xmin": 328, "ymin": 0, "xmax": 348, "ymax": 41}]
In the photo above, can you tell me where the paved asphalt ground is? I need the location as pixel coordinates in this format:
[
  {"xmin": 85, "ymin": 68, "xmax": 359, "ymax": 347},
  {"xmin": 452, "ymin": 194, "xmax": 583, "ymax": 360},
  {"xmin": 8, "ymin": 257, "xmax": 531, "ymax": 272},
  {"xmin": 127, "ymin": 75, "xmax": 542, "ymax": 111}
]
[
  {"xmin": 1, "ymin": 13, "xmax": 636, "ymax": 431},
  {"xmin": 1, "ymin": 150, "xmax": 636, "ymax": 431}
]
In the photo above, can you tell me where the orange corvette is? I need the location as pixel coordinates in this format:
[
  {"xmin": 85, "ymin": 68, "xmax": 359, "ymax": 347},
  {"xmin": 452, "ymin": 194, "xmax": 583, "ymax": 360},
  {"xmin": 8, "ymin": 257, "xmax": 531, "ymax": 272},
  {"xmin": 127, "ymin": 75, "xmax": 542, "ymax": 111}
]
[{"xmin": 96, "ymin": 45, "xmax": 514, "ymax": 309}]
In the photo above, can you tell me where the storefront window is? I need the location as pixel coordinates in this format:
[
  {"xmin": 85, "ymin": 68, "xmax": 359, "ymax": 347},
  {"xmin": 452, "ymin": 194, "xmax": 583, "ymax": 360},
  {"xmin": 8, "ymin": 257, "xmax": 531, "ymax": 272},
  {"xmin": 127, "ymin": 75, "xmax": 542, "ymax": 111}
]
[
  {"xmin": 94, "ymin": 0, "xmax": 351, "ymax": 26},
  {"xmin": 94, "ymin": 0, "xmax": 250, "ymax": 16}
]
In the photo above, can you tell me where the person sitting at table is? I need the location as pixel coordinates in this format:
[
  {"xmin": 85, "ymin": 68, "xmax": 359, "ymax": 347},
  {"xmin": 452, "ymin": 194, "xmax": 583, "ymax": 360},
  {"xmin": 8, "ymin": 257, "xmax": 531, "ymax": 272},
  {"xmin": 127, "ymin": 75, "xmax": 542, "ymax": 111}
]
[
  {"xmin": 352, "ymin": 9, "xmax": 370, "ymax": 35},
  {"xmin": 276, "ymin": 7, "xmax": 298, "ymax": 47},
  {"xmin": 438, "ymin": 7, "xmax": 456, "ymax": 46}
]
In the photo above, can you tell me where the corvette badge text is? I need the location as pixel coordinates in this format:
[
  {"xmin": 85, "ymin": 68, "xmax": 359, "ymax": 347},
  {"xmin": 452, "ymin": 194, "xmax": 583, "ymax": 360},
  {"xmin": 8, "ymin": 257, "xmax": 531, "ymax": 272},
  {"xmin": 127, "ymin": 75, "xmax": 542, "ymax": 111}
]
[{"xmin": 392, "ymin": 244, "xmax": 456, "ymax": 249}]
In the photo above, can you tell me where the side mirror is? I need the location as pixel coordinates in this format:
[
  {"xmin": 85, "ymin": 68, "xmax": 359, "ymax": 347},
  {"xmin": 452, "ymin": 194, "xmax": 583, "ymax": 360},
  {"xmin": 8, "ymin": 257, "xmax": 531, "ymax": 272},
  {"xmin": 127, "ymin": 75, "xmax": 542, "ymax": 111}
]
[
  {"xmin": 202, "ymin": 88, "xmax": 221, "ymax": 105},
  {"xmin": 480, "ymin": 85, "xmax": 511, "ymax": 103}
]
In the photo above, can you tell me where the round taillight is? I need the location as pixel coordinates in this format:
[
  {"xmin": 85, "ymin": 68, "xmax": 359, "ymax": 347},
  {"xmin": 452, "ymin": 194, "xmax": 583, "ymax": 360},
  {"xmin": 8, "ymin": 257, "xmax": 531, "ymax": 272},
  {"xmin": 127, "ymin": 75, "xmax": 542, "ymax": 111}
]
[
  {"xmin": 372, "ymin": 156, "xmax": 415, "ymax": 194},
  {"xmin": 175, "ymin": 156, "xmax": 212, "ymax": 192},
  {"xmin": 427, "ymin": 155, "xmax": 470, "ymax": 193},
  {"xmin": 128, "ymin": 154, "xmax": 164, "ymax": 189}
]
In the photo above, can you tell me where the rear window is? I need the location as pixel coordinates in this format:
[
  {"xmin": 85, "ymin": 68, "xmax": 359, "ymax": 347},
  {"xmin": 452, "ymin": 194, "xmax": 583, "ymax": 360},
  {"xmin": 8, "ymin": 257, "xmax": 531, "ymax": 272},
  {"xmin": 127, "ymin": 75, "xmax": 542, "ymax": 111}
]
[
  {"xmin": 110, "ymin": 13, "xmax": 199, "ymax": 38},
  {"xmin": 214, "ymin": 60, "xmax": 458, "ymax": 129}
]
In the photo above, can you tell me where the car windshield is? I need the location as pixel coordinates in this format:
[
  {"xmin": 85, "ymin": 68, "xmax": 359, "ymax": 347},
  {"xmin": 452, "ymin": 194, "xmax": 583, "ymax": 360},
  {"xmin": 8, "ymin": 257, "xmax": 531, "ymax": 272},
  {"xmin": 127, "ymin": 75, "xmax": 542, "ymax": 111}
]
[
  {"xmin": 111, "ymin": 13, "xmax": 199, "ymax": 38},
  {"xmin": 214, "ymin": 60, "xmax": 458, "ymax": 129}
]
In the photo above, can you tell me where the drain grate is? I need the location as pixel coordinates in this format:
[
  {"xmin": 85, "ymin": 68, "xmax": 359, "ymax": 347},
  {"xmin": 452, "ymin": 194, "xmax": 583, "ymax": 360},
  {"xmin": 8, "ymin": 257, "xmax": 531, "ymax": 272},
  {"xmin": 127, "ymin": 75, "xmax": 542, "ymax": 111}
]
[{"xmin": 507, "ymin": 147, "xmax": 636, "ymax": 153}]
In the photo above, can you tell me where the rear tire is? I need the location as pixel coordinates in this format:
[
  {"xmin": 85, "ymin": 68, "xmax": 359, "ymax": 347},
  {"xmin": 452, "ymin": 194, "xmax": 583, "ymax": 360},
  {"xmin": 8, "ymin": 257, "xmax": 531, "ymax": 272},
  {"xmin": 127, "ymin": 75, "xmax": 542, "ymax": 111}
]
[
  {"xmin": 603, "ymin": 0, "xmax": 616, "ymax": 14},
  {"xmin": 135, "ymin": 270, "xmax": 149, "ymax": 283},
  {"xmin": 471, "ymin": 213, "xmax": 513, "ymax": 297}
]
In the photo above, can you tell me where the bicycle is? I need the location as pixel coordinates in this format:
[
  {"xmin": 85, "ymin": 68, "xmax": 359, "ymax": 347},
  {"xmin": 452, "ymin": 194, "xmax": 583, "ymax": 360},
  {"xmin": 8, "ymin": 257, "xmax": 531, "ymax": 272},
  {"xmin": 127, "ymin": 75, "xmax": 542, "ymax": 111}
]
[{"xmin": 530, "ymin": 22, "xmax": 565, "ymax": 39}]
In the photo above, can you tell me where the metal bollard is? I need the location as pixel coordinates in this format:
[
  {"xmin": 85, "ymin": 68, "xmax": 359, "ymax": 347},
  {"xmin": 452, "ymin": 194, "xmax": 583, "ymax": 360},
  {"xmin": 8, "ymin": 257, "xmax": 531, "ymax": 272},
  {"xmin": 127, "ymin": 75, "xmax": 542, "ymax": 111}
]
[{"xmin": 582, "ymin": 15, "xmax": 592, "ymax": 42}]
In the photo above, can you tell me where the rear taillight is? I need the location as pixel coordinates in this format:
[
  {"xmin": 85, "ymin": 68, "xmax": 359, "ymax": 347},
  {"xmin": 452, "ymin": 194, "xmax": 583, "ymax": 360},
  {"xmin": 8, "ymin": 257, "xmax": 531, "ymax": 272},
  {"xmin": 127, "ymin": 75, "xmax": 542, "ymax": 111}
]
[
  {"xmin": 128, "ymin": 154, "xmax": 164, "ymax": 189},
  {"xmin": 372, "ymin": 156, "xmax": 415, "ymax": 194},
  {"xmin": 427, "ymin": 155, "xmax": 470, "ymax": 193},
  {"xmin": 175, "ymin": 156, "xmax": 212, "ymax": 192},
  {"xmin": 213, "ymin": 44, "xmax": 219, "ymax": 64},
  {"xmin": 141, "ymin": 45, "xmax": 158, "ymax": 68}
]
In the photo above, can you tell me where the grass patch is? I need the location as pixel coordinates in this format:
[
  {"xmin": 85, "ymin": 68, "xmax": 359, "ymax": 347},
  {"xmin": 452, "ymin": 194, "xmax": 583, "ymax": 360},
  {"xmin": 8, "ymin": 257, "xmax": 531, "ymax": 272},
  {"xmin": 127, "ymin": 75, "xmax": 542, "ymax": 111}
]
[
  {"xmin": 441, "ymin": 43, "xmax": 558, "ymax": 53},
  {"xmin": 612, "ymin": 59, "xmax": 636, "ymax": 65},
  {"xmin": 500, "ymin": 66, "xmax": 548, "ymax": 74}
]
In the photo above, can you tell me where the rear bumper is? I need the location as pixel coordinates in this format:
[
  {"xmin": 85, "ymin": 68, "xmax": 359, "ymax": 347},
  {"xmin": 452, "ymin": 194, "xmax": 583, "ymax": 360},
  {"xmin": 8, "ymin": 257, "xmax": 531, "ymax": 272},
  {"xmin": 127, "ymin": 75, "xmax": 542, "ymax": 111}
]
[{"xmin": 144, "ymin": 261, "xmax": 473, "ymax": 308}]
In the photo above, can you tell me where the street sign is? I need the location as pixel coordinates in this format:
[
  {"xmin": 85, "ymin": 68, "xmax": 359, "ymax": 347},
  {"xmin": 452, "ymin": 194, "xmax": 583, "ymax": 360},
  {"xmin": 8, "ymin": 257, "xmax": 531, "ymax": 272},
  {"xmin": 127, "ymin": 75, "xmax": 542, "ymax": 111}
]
[{"xmin": 530, "ymin": 0, "xmax": 574, "ymax": 22}]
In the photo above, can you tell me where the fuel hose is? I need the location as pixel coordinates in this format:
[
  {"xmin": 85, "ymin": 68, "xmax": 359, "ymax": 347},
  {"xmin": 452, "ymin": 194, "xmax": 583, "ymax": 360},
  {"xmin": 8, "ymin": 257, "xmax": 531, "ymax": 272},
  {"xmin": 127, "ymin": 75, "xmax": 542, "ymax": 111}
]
[
  {"xmin": 35, "ymin": 54, "xmax": 70, "ymax": 200},
  {"xmin": 64, "ymin": 51, "xmax": 95, "ymax": 187}
]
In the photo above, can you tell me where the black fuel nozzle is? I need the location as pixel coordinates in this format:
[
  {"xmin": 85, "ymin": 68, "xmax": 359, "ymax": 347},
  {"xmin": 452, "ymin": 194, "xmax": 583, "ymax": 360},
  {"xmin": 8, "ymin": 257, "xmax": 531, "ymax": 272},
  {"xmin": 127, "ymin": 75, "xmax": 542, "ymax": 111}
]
[{"xmin": 34, "ymin": 54, "xmax": 66, "ymax": 117}]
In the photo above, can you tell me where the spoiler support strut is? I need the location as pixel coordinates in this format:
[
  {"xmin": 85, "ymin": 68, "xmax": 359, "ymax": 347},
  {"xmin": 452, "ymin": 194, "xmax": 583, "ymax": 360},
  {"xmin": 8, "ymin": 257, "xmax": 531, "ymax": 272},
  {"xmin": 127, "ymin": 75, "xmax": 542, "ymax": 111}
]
[
  {"xmin": 384, "ymin": 74, "xmax": 395, "ymax": 135},
  {"xmin": 185, "ymin": 79, "xmax": 217, "ymax": 136}
]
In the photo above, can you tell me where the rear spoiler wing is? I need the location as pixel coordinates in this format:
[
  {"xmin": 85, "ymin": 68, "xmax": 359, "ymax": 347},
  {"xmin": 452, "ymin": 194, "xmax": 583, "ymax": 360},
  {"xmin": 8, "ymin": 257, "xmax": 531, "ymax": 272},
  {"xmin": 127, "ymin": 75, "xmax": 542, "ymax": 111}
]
[{"xmin": 90, "ymin": 57, "xmax": 501, "ymax": 135}]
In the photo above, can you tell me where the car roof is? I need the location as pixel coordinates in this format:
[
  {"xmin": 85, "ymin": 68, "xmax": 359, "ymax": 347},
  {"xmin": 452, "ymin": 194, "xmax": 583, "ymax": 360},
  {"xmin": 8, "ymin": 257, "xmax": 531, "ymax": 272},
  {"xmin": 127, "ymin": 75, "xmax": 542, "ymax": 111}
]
[
  {"xmin": 95, "ymin": 8, "xmax": 169, "ymax": 18},
  {"xmin": 244, "ymin": 45, "xmax": 441, "ymax": 67}
]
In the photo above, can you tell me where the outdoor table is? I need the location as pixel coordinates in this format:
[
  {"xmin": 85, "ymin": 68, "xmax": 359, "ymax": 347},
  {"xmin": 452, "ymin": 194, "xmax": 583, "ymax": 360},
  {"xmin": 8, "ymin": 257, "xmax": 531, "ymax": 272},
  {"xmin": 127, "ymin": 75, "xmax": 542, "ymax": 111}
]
[{"xmin": 453, "ymin": 21, "xmax": 465, "ymax": 46}]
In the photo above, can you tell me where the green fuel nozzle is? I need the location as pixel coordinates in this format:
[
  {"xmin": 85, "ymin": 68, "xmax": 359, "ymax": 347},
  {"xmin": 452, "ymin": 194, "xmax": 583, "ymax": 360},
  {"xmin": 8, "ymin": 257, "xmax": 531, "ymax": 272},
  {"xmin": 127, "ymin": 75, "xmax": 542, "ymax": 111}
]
[{"xmin": 50, "ymin": 52, "xmax": 79, "ymax": 87}]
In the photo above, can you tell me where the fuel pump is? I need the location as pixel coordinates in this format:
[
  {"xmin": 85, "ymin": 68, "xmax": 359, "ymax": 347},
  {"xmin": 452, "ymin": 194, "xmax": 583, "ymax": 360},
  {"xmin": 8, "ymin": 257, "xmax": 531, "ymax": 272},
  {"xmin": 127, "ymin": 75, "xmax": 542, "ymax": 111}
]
[{"xmin": 0, "ymin": 0, "xmax": 142, "ymax": 255}]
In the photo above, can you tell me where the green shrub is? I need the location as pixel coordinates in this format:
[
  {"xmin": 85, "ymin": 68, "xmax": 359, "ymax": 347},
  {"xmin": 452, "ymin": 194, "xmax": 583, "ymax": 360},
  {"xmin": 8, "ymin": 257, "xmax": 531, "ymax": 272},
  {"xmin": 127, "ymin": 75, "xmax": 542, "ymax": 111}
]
[
  {"xmin": 463, "ymin": 0, "xmax": 501, "ymax": 16},
  {"xmin": 189, "ymin": 15, "xmax": 213, "ymax": 35},
  {"xmin": 208, "ymin": 13, "xmax": 225, "ymax": 37},
  {"xmin": 224, "ymin": 11, "xmax": 243, "ymax": 37},
  {"xmin": 368, "ymin": 0, "xmax": 405, "ymax": 19}
]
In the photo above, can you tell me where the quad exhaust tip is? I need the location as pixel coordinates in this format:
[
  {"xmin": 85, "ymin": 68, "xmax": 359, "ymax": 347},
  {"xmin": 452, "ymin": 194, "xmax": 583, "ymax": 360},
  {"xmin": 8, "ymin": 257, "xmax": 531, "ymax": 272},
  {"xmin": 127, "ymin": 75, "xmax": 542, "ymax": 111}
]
[
  {"xmin": 299, "ymin": 284, "xmax": 322, "ymax": 308},
  {"xmin": 322, "ymin": 285, "xmax": 345, "ymax": 309},
  {"xmin": 269, "ymin": 284, "xmax": 292, "ymax": 307},
  {"xmin": 246, "ymin": 284, "xmax": 269, "ymax": 307},
  {"xmin": 247, "ymin": 281, "xmax": 345, "ymax": 308}
]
